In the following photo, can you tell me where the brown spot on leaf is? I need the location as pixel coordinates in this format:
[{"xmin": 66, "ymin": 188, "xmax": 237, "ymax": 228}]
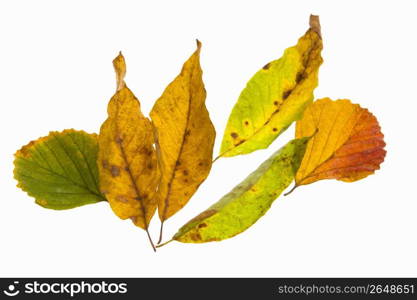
[
  {"xmin": 190, "ymin": 232, "xmax": 202, "ymax": 241},
  {"xmin": 244, "ymin": 121, "xmax": 249, "ymax": 126},
  {"xmin": 263, "ymin": 62, "xmax": 271, "ymax": 70},
  {"xmin": 116, "ymin": 195, "xmax": 129, "ymax": 203},
  {"xmin": 231, "ymin": 132, "xmax": 238, "ymax": 139},
  {"xmin": 283, "ymin": 89, "xmax": 292, "ymax": 100},
  {"xmin": 115, "ymin": 136, "xmax": 123, "ymax": 144},
  {"xmin": 198, "ymin": 162, "xmax": 204, "ymax": 167},
  {"xmin": 235, "ymin": 139, "xmax": 246, "ymax": 146},
  {"xmin": 296, "ymin": 71, "xmax": 304, "ymax": 83},
  {"xmin": 183, "ymin": 170, "xmax": 189, "ymax": 176},
  {"xmin": 141, "ymin": 148, "xmax": 152, "ymax": 156},
  {"xmin": 186, "ymin": 209, "xmax": 217, "ymax": 225},
  {"xmin": 110, "ymin": 165, "xmax": 120, "ymax": 177},
  {"xmin": 280, "ymin": 156, "xmax": 290, "ymax": 163},
  {"xmin": 198, "ymin": 223, "xmax": 207, "ymax": 228},
  {"xmin": 273, "ymin": 101, "xmax": 279, "ymax": 106},
  {"xmin": 273, "ymin": 128, "xmax": 278, "ymax": 132},
  {"xmin": 102, "ymin": 160, "xmax": 109, "ymax": 169}
]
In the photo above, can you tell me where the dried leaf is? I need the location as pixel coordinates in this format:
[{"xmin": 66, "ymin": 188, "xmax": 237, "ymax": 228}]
[
  {"xmin": 218, "ymin": 15, "xmax": 323, "ymax": 158},
  {"xmin": 98, "ymin": 53, "xmax": 160, "ymax": 237},
  {"xmin": 292, "ymin": 98, "xmax": 386, "ymax": 190},
  {"xmin": 169, "ymin": 137, "xmax": 309, "ymax": 244},
  {"xmin": 150, "ymin": 41, "xmax": 216, "ymax": 228},
  {"xmin": 14, "ymin": 130, "xmax": 105, "ymax": 209}
]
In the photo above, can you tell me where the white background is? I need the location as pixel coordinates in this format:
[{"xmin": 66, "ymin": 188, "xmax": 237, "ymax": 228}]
[{"xmin": 0, "ymin": 0, "xmax": 416, "ymax": 277}]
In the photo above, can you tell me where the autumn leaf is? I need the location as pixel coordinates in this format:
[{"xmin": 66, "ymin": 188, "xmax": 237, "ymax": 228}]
[
  {"xmin": 218, "ymin": 15, "xmax": 323, "ymax": 158},
  {"xmin": 150, "ymin": 40, "xmax": 216, "ymax": 242},
  {"xmin": 158, "ymin": 137, "xmax": 309, "ymax": 245},
  {"xmin": 98, "ymin": 52, "xmax": 160, "ymax": 250},
  {"xmin": 14, "ymin": 130, "xmax": 106, "ymax": 209},
  {"xmin": 286, "ymin": 98, "xmax": 386, "ymax": 194}
]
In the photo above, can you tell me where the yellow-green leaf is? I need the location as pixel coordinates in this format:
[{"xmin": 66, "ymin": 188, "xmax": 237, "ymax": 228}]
[
  {"xmin": 98, "ymin": 53, "xmax": 160, "ymax": 234},
  {"xmin": 14, "ymin": 129, "xmax": 105, "ymax": 209},
  {"xmin": 219, "ymin": 15, "xmax": 323, "ymax": 158},
  {"xmin": 170, "ymin": 137, "xmax": 309, "ymax": 244},
  {"xmin": 150, "ymin": 41, "xmax": 216, "ymax": 226}
]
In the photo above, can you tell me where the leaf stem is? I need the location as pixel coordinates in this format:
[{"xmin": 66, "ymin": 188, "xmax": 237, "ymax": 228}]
[
  {"xmin": 157, "ymin": 221, "xmax": 164, "ymax": 244},
  {"xmin": 156, "ymin": 239, "xmax": 173, "ymax": 248},
  {"xmin": 213, "ymin": 147, "xmax": 233, "ymax": 163},
  {"xmin": 145, "ymin": 229, "xmax": 156, "ymax": 252},
  {"xmin": 284, "ymin": 184, "xmax": 298, "ymax": 196},
  {"xmin": 212, "ymin": 155, "xmax": 221, "ymax": 163}
]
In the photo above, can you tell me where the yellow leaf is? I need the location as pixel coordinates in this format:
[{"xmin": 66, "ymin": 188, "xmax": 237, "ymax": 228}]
[
  {"xmin": 218, "ymin": 15, "xmax": 323, "ymax": 158},
  {"xmin": 150, "ymin": 41, "xmax": 216, "ymax": 236},
  {"xmin": 98, "ymin": 53, "xmax": 160, "ymax": 248},
  {"xmin": 290, "ymin": 98, "xmax": 386, "ymax": 192}
]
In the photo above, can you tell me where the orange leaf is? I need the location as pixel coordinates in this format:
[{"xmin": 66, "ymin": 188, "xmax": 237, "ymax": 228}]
[{"xmin": 293, "ymin": 98, "xmax": 386, "ymax": 189}]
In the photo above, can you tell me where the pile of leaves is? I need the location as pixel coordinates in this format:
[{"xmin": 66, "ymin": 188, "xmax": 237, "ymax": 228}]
[{"xmin": 13, "ymin": 15, "xmax": 386, "ymax": 251}]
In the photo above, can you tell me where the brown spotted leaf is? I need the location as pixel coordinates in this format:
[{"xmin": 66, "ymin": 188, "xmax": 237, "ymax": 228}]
[
  {"xmin": 218, "ymin": 15, "xmax": 323, "ymax": 158},
  {"xmin": 98, "ymin": 53, "xmax": 160, "ymax": 241}
]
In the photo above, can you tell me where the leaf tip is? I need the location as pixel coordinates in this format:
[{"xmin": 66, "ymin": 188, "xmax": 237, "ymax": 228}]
[
  {"xmin": 195, "ymin": 39, "xmax": 202, "ymax": 51},
  {"xmin": 112, "ymin": 52, "xmax": 127, "ymax": 91},
  {"xmin": 309, "ymin": 14, "xmax": 322, "ymax": 38},
  {"xmin": 113, "ymin": 51, "xmax": 125, "ymax": 65}
]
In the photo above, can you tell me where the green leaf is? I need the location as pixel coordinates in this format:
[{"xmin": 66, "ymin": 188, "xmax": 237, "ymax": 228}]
[
  {"xmin": 218, "ymin": 15, "xmax": 323, "ymax": 158},
  {"xmin": 13, "ymin": 129, "xmax": 106, "ymax": 209},
  {"xmin": 171, "ymin": 137, "xmax": 310, "ymax": 243}
]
